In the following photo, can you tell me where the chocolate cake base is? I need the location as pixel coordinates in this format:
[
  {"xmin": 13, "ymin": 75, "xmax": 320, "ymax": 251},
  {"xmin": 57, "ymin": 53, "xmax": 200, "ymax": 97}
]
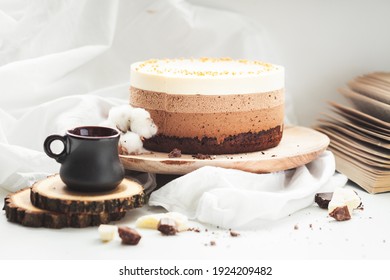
[{"xmin": 143, "ymin": 126, "xmax": 283, "ymax": 155}]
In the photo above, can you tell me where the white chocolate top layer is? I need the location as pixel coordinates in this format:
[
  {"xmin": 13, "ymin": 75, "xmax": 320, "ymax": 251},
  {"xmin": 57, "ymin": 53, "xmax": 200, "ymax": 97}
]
[{"xmin": 130, "ymin": 58, "xmax": 284, "ymax": 95}]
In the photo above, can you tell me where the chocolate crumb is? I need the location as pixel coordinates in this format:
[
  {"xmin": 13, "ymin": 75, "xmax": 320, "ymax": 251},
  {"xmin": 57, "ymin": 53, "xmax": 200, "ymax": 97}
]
[
  {"xmin": 329, "ymin": 206, "xmax": 351, "ymax": 221},
  {"xmin": 230, "ymin": 231, "xmax": 240, "ymax": 237},
  {"xmin": 271, "ymin": 154, "xmax": 276, "ymax": 157},
  {"xmin": 192, "ymin": 153, "xmax": 212, "ymax": 160},
  {"xmin": 210, "ymin": 241, "xmax": 216, "ymax": 246},
  {"xmin": 168, "ymin": 148, "xmax": 182, "ymax": 158},
  {"xmin": 309, "ymin": 224, "xmax": 313, "ymax": 229},
  {"xmin": 188, "ymin": 228, "xmax": 201, "ymax": 233},
  {"xmin": 205, "ymin": 229, "xmax": 208, "ymax": 232},
  {"xmin": 294, "ymin": 224, "xmax": 299, "ymax": 230},
  {"xmin": 261, "ymin": 151, "xmax": 265, "ymax": 155}
]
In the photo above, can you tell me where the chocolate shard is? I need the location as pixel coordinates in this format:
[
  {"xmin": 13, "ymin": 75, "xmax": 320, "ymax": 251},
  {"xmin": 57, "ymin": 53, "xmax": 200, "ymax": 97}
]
[
  {"xmin": 329, "ymin": 206, "xmax": 351, "ymax": 221},
  {"xmin": 192, "ymin": 153, "xmax": 212, "ymax": 160},
  {"xmin": 230, "ymin": 230, "xmax": 240, "ymax": 237},
  {"xmin": 168, "ymin": 148, "xmax": 182, "ymax": 158},
  {"xmin": 118, "ymin": 226, "xmax": 142, "ymax": 245},
  {"xmin": 315, "ymin": 192, "xmax": 333, "ymax": 209},
  {"xmin": 157, "ymin": 217, "xmax": 178, "ymax": 235},
  {"xmin": 353, "ymin": 191, "xmax": 363, "ymax": 210}
]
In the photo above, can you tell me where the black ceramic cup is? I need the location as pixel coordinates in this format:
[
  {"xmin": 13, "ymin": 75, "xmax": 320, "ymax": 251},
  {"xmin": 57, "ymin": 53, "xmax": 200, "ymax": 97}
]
[{"xmin": 43, "ymin": 126, "xmax": 125, "ymax": 192}]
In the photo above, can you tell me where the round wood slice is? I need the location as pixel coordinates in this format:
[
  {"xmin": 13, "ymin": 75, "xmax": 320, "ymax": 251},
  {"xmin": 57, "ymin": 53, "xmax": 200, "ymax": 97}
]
[
  {"xmin": 3, "ymin": 188, "xmax": 126, "ymax": 228},
  {"xmin": 30, "ymin": 175, "xmax": 145, "ymax": 214}
]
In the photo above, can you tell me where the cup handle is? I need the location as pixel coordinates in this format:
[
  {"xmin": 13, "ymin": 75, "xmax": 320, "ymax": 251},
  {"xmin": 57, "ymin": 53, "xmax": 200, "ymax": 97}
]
[{"xmin": 43, "ymin": 135, "xmax": 68, "ymax": 163}]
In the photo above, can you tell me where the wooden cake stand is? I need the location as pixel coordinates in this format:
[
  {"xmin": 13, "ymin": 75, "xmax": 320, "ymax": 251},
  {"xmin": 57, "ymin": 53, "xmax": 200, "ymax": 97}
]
[
  {"xmin": 4, "ymin": 175, "xmax": 144, "ymax": 228},
  {"xmin": 120, "ymin": 126, "xmax": 330, "ymax": 175}
]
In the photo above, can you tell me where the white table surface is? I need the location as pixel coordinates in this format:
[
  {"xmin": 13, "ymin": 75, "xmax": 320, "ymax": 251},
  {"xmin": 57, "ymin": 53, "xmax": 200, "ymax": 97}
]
[{"xmin": 0, "ymin": 181, "xmax": 389, "ymax": 260}]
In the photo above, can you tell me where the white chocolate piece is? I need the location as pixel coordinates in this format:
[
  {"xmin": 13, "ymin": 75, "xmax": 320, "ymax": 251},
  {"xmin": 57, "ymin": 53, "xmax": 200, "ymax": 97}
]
[
  {"xmin": 135, "ymin": 212, "xmax": 189, "ymax": 232},
  {"xmin": 328, "ymin": 188, "xmax": 361, "ymax": 214},
  {"xmin": 98, "ymin": 224, "xmax": 117, "ymax": 242}
]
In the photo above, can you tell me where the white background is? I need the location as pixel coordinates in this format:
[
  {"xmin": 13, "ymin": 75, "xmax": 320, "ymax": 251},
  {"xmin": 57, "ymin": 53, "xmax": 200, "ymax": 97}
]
[
  {"xmin": 0, "ymin": 0, "xmax": 389, "ymax": 273},
  {"xmin": 1, "ymin": 0, "xmax": 389, "ymax": 126},
  {"xmin": 187, "ymin": 0, "xmax": 390, "ymax": 125}
]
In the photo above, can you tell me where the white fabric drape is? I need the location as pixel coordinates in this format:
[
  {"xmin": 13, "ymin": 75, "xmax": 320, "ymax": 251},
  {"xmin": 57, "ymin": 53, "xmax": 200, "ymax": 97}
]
[
  {"xmin": 0, "ymin": 0, "xmax": 296, "ymax": 191},
  {"xmin": 149, "ymin": 151, "xmax": 348, "ymax": 229}
]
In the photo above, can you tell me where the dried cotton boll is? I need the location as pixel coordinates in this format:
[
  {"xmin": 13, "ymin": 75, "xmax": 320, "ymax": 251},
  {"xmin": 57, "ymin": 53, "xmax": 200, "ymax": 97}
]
[
  {"xmin": 119, "ymin": 131, "xmax": 145, "ymax": 155},
  {"xmin": 107, "ymin": 105, "xmax": 133, "ymax": 133},
  {"xmin": 132, "ymin": 117, "xmax": 158, "ymax": 139},
  {"xmin": 128, "ymin": 108, "xmax": 158, "ymax": 138}
]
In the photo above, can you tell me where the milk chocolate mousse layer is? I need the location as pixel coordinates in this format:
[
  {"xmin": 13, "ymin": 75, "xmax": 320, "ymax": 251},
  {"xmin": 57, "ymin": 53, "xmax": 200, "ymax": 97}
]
[
  {"xmin": 131, "ymin": 87, "xmax": 284, "ymax": 154},
  {"xmin": 129, "ymin": 58, "xmax": 285, "ymax": 154}
]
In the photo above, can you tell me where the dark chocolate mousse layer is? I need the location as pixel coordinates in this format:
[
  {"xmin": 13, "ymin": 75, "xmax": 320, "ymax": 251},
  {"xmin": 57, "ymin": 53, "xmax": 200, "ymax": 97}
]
[{"xmin": 143, "ymin": 125, "xmax": 283, "ymax": 155}]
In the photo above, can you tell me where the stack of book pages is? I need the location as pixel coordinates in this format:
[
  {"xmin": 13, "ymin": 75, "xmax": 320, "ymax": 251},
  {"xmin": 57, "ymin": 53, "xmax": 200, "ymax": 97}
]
[{"xmin": 316, "ymin": 72, "xmax": 390, "ymax": 194}]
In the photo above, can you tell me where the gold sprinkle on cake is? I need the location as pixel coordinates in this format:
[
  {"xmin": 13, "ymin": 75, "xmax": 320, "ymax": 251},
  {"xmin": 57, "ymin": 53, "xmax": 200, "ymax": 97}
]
[{"xmin": 133, "ymin": 57, "xmax": 280, "ymax": 77}]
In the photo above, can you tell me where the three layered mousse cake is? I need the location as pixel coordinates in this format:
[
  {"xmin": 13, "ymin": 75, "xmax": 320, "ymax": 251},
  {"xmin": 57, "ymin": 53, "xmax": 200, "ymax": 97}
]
[{"xmin": 130, "ymin": 58, "xmax": 284, "ymax": 154}]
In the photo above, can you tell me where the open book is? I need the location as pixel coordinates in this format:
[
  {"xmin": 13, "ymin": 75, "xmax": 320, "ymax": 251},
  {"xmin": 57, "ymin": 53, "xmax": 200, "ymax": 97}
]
[{"xmin": 315, "ymin": 72, "xmax": 390, "ymax": 194}]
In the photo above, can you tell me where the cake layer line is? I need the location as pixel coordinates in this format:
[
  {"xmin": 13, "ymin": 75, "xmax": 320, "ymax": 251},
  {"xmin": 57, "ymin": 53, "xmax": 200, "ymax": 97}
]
[{"xmin": 131, "ymin": 87, "xmax": 284, "ymax": 113}]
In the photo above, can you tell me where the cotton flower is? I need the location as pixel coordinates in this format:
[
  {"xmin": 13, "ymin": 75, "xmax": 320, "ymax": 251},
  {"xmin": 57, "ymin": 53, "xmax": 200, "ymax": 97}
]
[
  {"xmin": 105, "ymin": 105, "xmax": 158, "ymax": 154},
  {"xmin": 107, "ymin": 105, "xmax": 133, "ymax": 132},
  {"xmin": 119, "ymin": 131, "xmax": 145, "ymax": 155},
  {"xmin": 128, "ymin": 108, "xmax": 158, "ymax": 139}
]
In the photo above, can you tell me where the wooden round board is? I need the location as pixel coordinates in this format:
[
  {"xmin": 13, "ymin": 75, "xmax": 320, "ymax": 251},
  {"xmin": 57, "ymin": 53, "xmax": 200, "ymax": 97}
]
[
  {"xmin": 4, "ymin": 188, "xmax": 126, "ymax": 228},
  {"xmin": 30, "ymin": 175, "xmax": 145, "ymax": 214},
  {"xmin": 120, "ymin": 126, "xmax": 330, "ymax": 175}
]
